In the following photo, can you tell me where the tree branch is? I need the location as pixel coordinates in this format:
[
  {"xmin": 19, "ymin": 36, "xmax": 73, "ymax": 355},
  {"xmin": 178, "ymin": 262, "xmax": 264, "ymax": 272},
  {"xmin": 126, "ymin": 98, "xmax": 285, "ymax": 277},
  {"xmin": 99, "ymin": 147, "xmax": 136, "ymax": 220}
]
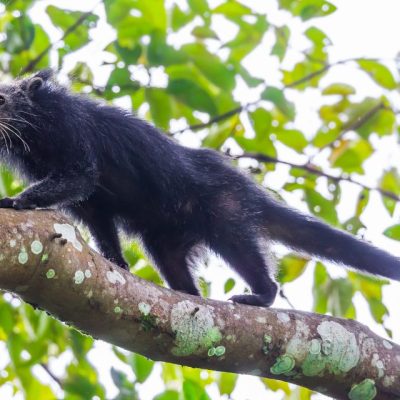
[
  {"xmin": 169, "ymin": 57, "xmax": 396, "ymax": 136},
  {"xmin": 307, "ymin": 101, "xmax": 386, "ymax": 163},
  {"xmin": 21, "ymin": 2, "xmax": 102, "ymax": 75},
  {"xmin": 236, "ymin": 152, "xmax": 400, "ymax": 202},
  {"xmin": 0, "ymin": 209, "xmax": 398, "ymax": 399}
]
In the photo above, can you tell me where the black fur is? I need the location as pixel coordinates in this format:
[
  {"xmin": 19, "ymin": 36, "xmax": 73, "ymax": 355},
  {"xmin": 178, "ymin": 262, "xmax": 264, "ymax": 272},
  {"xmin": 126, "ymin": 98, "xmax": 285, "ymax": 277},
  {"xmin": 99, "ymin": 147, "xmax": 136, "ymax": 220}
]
[{"xmin": 0, "ymin": 69, "xmax": 399, "ymax": 307}]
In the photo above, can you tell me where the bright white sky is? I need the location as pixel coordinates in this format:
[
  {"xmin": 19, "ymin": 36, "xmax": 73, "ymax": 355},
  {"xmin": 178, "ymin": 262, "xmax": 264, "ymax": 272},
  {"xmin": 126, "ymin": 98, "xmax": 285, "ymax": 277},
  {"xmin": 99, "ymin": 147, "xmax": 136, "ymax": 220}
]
[{"xmin": 2, "ymin": 0, "xmax": 400, "ymax": 399}]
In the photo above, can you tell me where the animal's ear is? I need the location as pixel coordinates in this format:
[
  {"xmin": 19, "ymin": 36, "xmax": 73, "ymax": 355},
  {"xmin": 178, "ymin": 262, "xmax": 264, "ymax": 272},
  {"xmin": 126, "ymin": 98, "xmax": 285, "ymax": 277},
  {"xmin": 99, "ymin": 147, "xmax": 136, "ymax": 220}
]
[
  {"xmin": 28, "ymin": 77, "xmax": 43, "ymax": 93},
  {"xmin": 23, "ymin": 69, "xmax": 54, "ymax": 97},
  {"xmin": 33, "ymin": 68, "xmax": 54, "ymax": 81}
]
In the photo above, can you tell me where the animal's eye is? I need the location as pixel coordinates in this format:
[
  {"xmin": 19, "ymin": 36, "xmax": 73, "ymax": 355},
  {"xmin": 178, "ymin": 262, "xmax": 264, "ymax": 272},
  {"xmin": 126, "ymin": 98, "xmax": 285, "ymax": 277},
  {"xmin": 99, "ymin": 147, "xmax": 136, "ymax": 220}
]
[{"xmin": 0, "ymin": 96, "xmax": 5, "ymax": 106}]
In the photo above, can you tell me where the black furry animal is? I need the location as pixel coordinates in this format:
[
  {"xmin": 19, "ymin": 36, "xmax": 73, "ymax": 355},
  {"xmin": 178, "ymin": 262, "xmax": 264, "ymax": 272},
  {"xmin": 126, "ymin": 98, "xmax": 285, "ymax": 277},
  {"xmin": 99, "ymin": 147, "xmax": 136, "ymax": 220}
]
[{"xmin": 0, "ymin": 69, "xmax": 399, "ymax": 307}]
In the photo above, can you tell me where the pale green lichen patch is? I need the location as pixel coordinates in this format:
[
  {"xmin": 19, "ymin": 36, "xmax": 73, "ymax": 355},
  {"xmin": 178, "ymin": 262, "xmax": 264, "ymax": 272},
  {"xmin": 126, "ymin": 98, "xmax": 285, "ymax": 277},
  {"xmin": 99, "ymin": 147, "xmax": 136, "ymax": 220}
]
[
  {"xmin": 53, "ymin": 223, "xmax": 83, "ymax": 252},
  {"xmin": 383, "ymin": 375, "xmax": 395, "ymax": 388},
  {"xmin": 18, "ymin": 248, "xmax": 28, "ymax": 265},
  {"xmin": 30, "ymin": 240, "xmax": 43, "ymax": 255},
  {"xmin": 73, "ymin": 270, "xmax": 85, "ymax": 284},
  {"xmin": 138, "ymin": 302, "xmax": 151, "ymax": 316},
  {"xmin": 270, "ymin": 354, "xmax": 295, "ymax": 375},
  {"xmin": 277, "ymin": 312, "xmax": 290, "ymax": 323},
  {"xmin": 106, "ymin": 269, "xmax": 126, "ymax": 285},
  {"xmin": 263, "ymin": 334, "xmax": 272, "ymax": 354},
  {"xmin": 214, "ymin": 345, "xmax": 225, "ymax": 357},
  {"xmin": 84, "ymin": 269, "xmax": 92, "ymax": 278},
  {"xmin": 46, "ymin": 269, "xmax": 55, "ymax": 279},
  {"xmin": 226, "ymin": 334, "xmax": 236, "ymax": 342},
  {"xmin": 308, "ymin": 321, "xmax": 359, "ymax": 376},
  {"xmin": 41, "ymin": 253, "xmax": 49, "ymax": 263},
  {"xmin": 170, "ymin": 300, "xmax": 222, "ymax": 357},
  {"xmin": 309, "ymin": 339, "xmax": 321, "ymax": 355},
  {"xmin": 114, "ymin": 306, "xmax": 122, "ymax": 314},
  {"xmin": 9, "ymin": 239, "xmax": 16, "ymax": 248},
  {"xmin": 348, "ymin": 379, "xmax": 377, "ymax": 400},
  {"xmin": 371, "ymin": 353, "xmax": 385, "ymax": 378},
  {"xmin": 382, "ymin": 340, "xmax": 393, "ymax": 350},
  {"xmin": 208, "ymin": 345, "xmax": 226, "ymax": 357}
]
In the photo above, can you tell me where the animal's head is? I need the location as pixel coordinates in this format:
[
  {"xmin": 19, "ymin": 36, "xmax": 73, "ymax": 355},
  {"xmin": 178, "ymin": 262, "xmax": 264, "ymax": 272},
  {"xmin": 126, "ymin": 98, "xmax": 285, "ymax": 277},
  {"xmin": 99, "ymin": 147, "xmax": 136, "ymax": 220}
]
[{"xmin": 0, "ymin": 69, "xmax": 55, "ymax": 152}]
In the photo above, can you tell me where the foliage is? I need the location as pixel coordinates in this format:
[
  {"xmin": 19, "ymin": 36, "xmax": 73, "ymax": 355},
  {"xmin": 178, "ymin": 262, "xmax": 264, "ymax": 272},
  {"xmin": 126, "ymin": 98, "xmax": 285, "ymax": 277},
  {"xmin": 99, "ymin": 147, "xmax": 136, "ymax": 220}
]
[{"xmin": 0, "ymin": 0, "xmax": 399, "ymax": 398}]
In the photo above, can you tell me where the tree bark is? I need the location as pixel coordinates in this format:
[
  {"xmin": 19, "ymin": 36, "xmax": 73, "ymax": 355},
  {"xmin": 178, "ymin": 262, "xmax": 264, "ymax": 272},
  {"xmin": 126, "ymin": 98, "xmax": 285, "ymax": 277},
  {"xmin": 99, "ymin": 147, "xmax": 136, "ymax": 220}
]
[{"xmin": 0, "ymin": 209, "xmax": 398, "ymax": 400}]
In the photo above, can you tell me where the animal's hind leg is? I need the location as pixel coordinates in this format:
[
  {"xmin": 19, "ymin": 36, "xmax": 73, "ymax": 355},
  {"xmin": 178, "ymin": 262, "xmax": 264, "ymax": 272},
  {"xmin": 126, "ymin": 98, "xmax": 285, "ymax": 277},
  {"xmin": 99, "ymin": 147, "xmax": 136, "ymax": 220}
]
[
  {"xmin": 212, "ymin": 237, "xmax": 278, "ymax": 307},
  {"xmin": 143, "ymin": 236, "xmax": 200, "ymax": 296}
]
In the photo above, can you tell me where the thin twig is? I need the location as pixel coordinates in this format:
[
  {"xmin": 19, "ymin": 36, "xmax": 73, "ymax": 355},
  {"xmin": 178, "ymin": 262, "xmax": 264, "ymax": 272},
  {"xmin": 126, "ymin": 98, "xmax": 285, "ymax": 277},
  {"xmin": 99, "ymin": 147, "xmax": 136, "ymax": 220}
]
[
  {"xmin": 168, "ymin": 58, "xmax": 363, "ymax": 135},
  {"xmin": 235, "ymin": 152, "xmax": 400, "ymax": 203},
  {"xmin": 307, "ymin": 101, "xmax": 386, "ymax": 163},
  {"xmin": 279, "ymin": 289, "xmax": 295, "ymax": 309},
  {"xmin": 21, "ymin": 1, "xmax": 102, "ymax": 75},
  {"xmin": 40, "ymin": 363, "xmax": 63, "ymax": 389},
  {"xmin": 169, "ymin": 57, "xmax": 399, "ymax": 136}
]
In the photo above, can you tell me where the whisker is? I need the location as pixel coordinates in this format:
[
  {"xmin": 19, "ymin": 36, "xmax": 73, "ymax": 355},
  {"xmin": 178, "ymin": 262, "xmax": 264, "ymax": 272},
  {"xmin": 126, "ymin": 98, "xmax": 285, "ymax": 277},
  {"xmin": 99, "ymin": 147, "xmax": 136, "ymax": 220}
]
[
  {"xmin": 1, "ymin": 122, "xmax": 30, "ymax": 152},
  {"xmin": 0, "ymin": 122, "xmax": 12, "ymax": 150},
  {"xmin": 1, "ymin": 116, "xmax": 39, "ymax": 132},
  {"xmin": 0, "ymin": 124, "xmax": 10, "ymax": 154},
  {"xmin": 2, "ymin": 123, "xmax": 30, "ymax": 152}
]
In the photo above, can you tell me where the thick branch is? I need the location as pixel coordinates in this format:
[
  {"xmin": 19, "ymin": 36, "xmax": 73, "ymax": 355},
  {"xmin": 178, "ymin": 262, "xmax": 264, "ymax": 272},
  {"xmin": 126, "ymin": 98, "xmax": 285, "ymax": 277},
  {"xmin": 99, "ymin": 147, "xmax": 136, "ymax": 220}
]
[{"xmin": 0, "ymin": 209, "xmax": 398, "ymax": 399}]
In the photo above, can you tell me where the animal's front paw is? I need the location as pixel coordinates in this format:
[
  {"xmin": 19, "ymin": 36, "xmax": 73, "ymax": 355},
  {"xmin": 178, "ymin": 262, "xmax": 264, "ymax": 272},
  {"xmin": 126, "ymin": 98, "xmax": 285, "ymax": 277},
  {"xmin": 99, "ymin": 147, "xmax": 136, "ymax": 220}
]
[
  {"xmin": 0, "ymin": 197, "xmax": 14, "ymax": 208},
  {"xmin": 229, "ymin": 294, "xmax": 275, "ymax": 307},
  {"xmin": 0, "ymin": 197, "xmax": 37, "ymax": 210}
]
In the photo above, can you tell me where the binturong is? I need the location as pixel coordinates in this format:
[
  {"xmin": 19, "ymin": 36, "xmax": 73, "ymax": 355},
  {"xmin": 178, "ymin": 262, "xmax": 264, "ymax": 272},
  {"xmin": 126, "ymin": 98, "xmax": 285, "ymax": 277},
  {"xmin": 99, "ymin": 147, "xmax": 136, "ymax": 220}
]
[{"xmin": 0, "ymin": 69, "xmax": 399, "ymax": 307}]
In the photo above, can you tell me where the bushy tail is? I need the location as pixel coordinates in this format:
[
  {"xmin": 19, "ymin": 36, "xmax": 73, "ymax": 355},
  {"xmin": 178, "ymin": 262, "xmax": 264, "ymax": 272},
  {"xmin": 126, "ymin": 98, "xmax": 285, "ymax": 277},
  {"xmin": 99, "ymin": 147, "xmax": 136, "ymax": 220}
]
[{"xmin": 262, "ymin": 198, "xmax": 400, "ymax": 281}]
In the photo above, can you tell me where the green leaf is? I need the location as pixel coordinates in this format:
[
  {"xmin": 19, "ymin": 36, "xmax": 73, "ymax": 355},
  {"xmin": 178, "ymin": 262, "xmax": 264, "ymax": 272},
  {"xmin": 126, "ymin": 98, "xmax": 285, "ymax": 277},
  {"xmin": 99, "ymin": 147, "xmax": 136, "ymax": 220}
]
[
  {"xmin": 224, "ymin": 278, "xmax": 236, "ymax": 293},
  {"xmin": 5, "ymin": 14, "xmax": 35, "ymax": 53},
  {"xmin": 191, "ymin": 25, "xmax": 218, "ymax": 40},
  {"xmin": 282, "ymin": 61, "xmax": 327, "ymax": 90},
  {"xmin": 218, "ymin": 372, "xmax": 237, "ymax": 396},
  {"xmin": 113, "ymin": 41, "xmax": 142, "ymax": 64},
  {"xmin": 167, "ymin": 79, "xmax": 217, "ymax": 115},
  {"xmin": 313, "ymin": 262, "xmax": 329, "ymax": 313},
  {"xmin": 278, "ymin": 254, "xmax": 309, "ymax": 283},
  {"xmin": 322, "ymin": 83, "xmax": 356, "ymax": 96},
  {"xmin": 235, "ymin": 108, "xmax": 276, "ymax": 156},
  {"xmin": 171, "ymin": 6, "xmax": 194, "ymax": 31},
  {"xmin": 330, "ymin": 139, "xmax": 373, "ymax": 174},
  {"xmin": 274, "ymin": 129, "xmax": 308, "ymax": 152},
  {"xmin": 305, "ymin": 26, "xmax": 331, "ymax": 47},
  {"xmin": 380, "ymin": 169, "xmax": 400, "ymax": 215},
  {"xmin": 183, "ymin": 380, "xmax": 211, "ymax": 400},
  {"xmin": 105, "ymin": 67, "xmax": 140, "ymax": 99},
  {"xmin": 328, "ymin": 278, "xmax": 354, "ymax": 317},
  {"xmin": 46, "ymin": 6, "xmax": 98, "ymax": 51},
  {"xmin": 187, "ymin": 0, "xmax": 209, "ymax": 15},
  {"xmin": 383, "ymin": 224, "xmax": 400, "ymax": 240},
  {"xmin": 148, "ymin": 31, "xmax": 188, "ymax": 66},
  {"xmin": 357, "ymin": 59, "xmax": 397, "ymax": 89},
  {"xmin": 368, "ymin": 298, "xmax": 389, "ymax": 324},
  {"xmin": 213, "ymin": 1, "xmax": 252, "ymax": 18},
  {"xmin": 146, "ymin": 88, "xmax": 173, "ymax": 130},
  {"xmin": 154, "ymin": 391, "xmax": 180, "ymax": 400},
  {"xmin": 129, "ymin": 353, "xmax": 154, "ymax": 383},
  {"xmin": 355, "ymin": 189, "xmax": 369, "ymax": 217},
  {"xmin": 305, "ymin": 189, "xmax": 338, "ymax": 225},
  {"xmin": 292, "ymin": 0, "xmax": 337, "ymax": 21},
  {"xmin": 182, "ymin": 43, "xmax": 236, "ymax": 91},
  {"xmin": 261, "ymin": 378, "xmax": 291, "ymax": 394},
  {"xmin": 271, "ymin": 25, "xmax": 290, "ymax": 61},
  {"xmin": 261, "ymin": 87, "xmax": 295, "ymax": 120}
]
